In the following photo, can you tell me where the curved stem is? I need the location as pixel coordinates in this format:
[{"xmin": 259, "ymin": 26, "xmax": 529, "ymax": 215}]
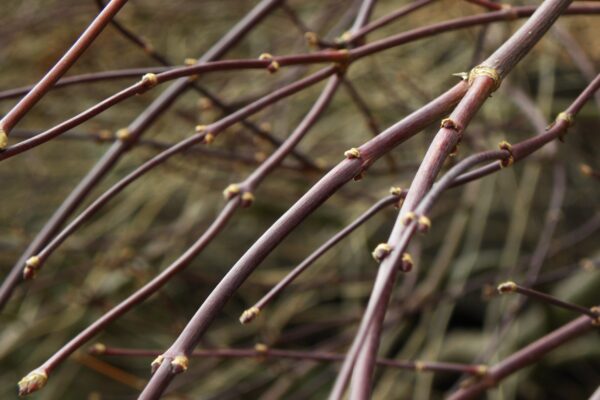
[
  {"xmin": 26, "ymin": 67, "xmax": 335, "ymax": 277},
  {"xmin": 0, "ymin": 0, "xmax": 283, "ymax": 311},
  {"xmin": 447, "ymin": 314, "xmax": 598, "ymax": 400},
  {"xmin": 244, "ymin": 193, "xmax": 403, "ymax": 321},
  {"xmin": 0, "ymin": 0, "xmax": 128, "ymax": 136},
  {"xmin": 137, "ymin": 81, "xmax": 467, "ymax": 399}
]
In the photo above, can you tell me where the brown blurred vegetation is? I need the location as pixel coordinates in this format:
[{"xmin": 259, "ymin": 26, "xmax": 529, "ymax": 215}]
[{"xmin": 0, "ymin": 0, "xmax": 598, "ymax": 399}]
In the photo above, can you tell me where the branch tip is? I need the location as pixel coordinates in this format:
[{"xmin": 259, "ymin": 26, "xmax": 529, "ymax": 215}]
[
  {"xmin": 17, "ymin": 370, "xmax": 47, "ymax": 396},
  {"xmin": 239, "ymin": 306, "xmax": 260, "ymax": 324},
  {"xmin": 89, "ymin": 342, "xmax": 106, "ymax": 355},
  {"xmin": 452, "ymin": 72, "xmax": 469, "ymax": 81},
  {"xmin": 497, "ymin": 281, "xmax": 517, "ymax": 294},
  {"xmin": 97, "ymin": 129, "xmax": 113, "ymax": 142}
]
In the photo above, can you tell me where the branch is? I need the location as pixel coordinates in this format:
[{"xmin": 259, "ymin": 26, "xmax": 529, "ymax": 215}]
[
  {"xmin": 0, "ymin": 0, "xmax": 128, "ymax": 146},
  {"xmin": 447, "ymin": 314, "xmax": 599, "ymax": 400}
]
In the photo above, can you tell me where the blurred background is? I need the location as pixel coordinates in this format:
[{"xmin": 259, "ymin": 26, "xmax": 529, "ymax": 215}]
[{"xmin": 0, "ymin": 0, "xmax": 598, "ymax": 398}]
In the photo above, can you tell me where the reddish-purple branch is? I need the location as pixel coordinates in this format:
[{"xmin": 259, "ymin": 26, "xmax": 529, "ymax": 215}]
[
  {"xmin": 447, "ymin": 314, "xmax": 598, "ymax": 400},
  {"xmin": 0, "ymin": 0, "xmax": 128, "ymax": 143}
]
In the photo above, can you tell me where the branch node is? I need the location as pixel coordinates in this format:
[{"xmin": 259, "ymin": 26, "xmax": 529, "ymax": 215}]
[
  {"xmin": 497, "ymin": 281, "xmax": 517, "ymax": 294},
  {"xmin": 468, "ymin": 65, "xmax": 501, "ymax": 92},
  {"xmin": 556, "ymin": 111, "xmax": 573, "ymax": 126},
  {"xmin": 241, "ymin": 191, "xmax": 255, "ymax": 207},
  {"xmin": 414, "ymin": 361, "xmax": 426, "ymax": 372},
  {"xmin": 389, "ymin": 186, "xmax": 403, "ymax": 196},
  {"xmin": 259, "ymin": 53, "xmax": 279, "ymax": 73},
  {"xmin": 0, "ymin": 127, "xmax": 7, "ymax": 150},
  {"xmin": 223, "ymin": 183, "xmax": 241, "ymax": 200},
  {"xmin": 184, "ymin": 58, "xmax": 197, "ymax": 66},
  {"xmin": 240, "ymin": 306, "xmax": 260, "ymax": 324},
  {"xmin": 17, "ymin": 370, "xmax": 48, "ymax": 396},
  {"xmin": 196, "ymin": 125, "xmax": 214, "ymax": 144},
  {"xmin": 353, "ymin": 171, "xmax": 365, "ymax": 181},
  {"xmin": 335, "ymin": 49, "xmax": 351, "ymax": 74},
  {"xmin": 254, "ymin": 343, "xmax": 269, "ymax": 360},
  {"xmin": 170, "ymin": 355, "xmax": 189, "ymax": 374},
  {"xmin": 344, "ymin": 147, "xmax": 361, "ymax": 159},
  {"xmin": 449, "ymin": 142, "xmax": 460, "ymax": 157},
  {"xmin": 139, "ymin": 73, "xmax": 159, "ymax": 93},
  {"xmin": 304, "ymin": 32, "xmax": 319, "ymax": 48},
  {"xmin": 498, "ymin": 140, "xmax": 514, "ymax": 167},
  {"xmin": 372, "ymin": 243, "xmax": 393, "ymax": 263},
  {"xmin": 501, "ymin": 4, "xmax": 519, "ymax": 20},
  {"xmin": 440, "ymin": 118, "xmax": 460, "ymax": 131},
  {"xmin": 401, "ymin": 252, "xmax": 414, "ymax": 272},
  {"xmin": 590, "ymin": 306, "xmax": 600, "ymax": 326},
  {"xmin": 556, "ymin": 111, "xmax": 574, "ymax": 141},
  {"xmin": 255, "ymin": 343, "xmax": 268, "ymax": 353},
  {"xmin": 150, "ymin": 355, "xmax": 164, "ymax": 374},
  {"xmin": 417, "ymin": 215, "xmax": 431, "ymax": 233},
  {"xmin": 23, "ymin": 256, "xmax": 41, "ymax": 280},
  {"xmin": 403, "ymin": 211, "xmax": 416, "ymax": 225},
  {"xmin": 335, "ymin": 31, "xmax": 352, "ymax": 46},
  {"xmin": 475, "ymin": 364, "xmax": 489, "ymax": 376},
  {"xmin": 116, "ymin": 128, "xmax": 131, "ymax": 142}
]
